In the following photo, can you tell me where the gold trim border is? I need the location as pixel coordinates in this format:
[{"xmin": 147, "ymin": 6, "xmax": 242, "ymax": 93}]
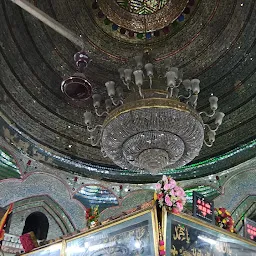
[
  {"xmin": 103, "ymin": 97, "xmax": 203, "ymax": 128},
  {"xmin": 167, "ymin": 211, "xmax": 256, "ymax": 247},
  {"xmin": 21, "ymin": 242, "xmax": 63, "ymax": 256},
  {"xmin": 22, "ymin": 205, "xmax": 159, "ymax": 256}
]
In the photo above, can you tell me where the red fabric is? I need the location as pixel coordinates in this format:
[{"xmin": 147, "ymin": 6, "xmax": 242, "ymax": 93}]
[{"xmin": 20, "ymin": 232, "xmax": 38, "ymax": 252}]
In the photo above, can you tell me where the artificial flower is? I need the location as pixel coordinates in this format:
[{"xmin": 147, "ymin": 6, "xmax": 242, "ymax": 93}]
[
  {"xmin": 156, "ymin": 183, "xmax": 162, "ymax": 190},
  {"xmin": 157, "ymin": 193, "xmax": 164, "ymax": 200},
  {"xmin": 164, "ymin": 183, "xmax": 172, "ymax": 190},
  {"xmin": 165, "ymin": 195, "xmax": 173, "ymax": 207},
  {"xmin": 154, "ymin": 176, "xmax": 186, "ymax": 214},
  {"xmin": 162, "ymin": 175, "xmax": 168, "ymax": 183},
  {"xmin": 176, "ymin": 201, "xmax": 183, "ymax": 211},
  {"xmin": 215, "ymin": 207, "xmax": 236, "ymax": 233}
]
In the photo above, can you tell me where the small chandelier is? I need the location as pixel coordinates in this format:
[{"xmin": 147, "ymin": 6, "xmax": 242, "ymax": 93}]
[{"xmin": 62, "ymin": 52, "xmax": 225, "ymax": 175}]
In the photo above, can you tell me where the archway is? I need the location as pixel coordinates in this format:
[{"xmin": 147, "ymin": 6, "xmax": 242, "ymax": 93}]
[{"xmin": 22, "ymin": 212, "xmax": 49, "ymax": 240}]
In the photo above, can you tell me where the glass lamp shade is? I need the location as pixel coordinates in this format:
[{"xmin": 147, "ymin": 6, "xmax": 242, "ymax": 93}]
[
  {"xmin": 84, "ymin": 111, "xmax": 93, "ymax": 126},
  {"xmin": 170, "ymin": 67, "xmax": 179, "ymax": 76},
  {"xmin": 133, "ymin": 70, "xmax": 144, "ymax": 86},
  {"xmin": 92, "ymin": 94, "xmax": 102, "ymax": 108},
  {"xmin": 164, "ymin": 59, "xmax": 171, "ymax": 71},
  {"xmin": 209, "ymin": 96, "xmax": 218, "ymax": 110},
  {"xmin": 207, "ymin": 130, "xmax": 216, "ymax": 143},
  {"xmin": 182, "ymin": 79, "xmax": 192, "ymax": 91},
  {"xmin": 191, "ymin": 79, "xmax": 200, "ymax": 94},
  {"xmin": 105, "ymin": 99, "xmax": 112, "ymax": 111},
  {"xmin": 144, "ymin": 63, "xmax": 154, "ymax": 77},
  {"xmin": 118, "ymin": 68, "xmax": 125, "ymax": 80},
  {"xmin": 215, "ymin": 112, "xmax": 225, "ymax": 125},
  {"xmin": 134, "ymin": 55, "xmax": 144, "ymax": 69},
  {"xmin": 124, "ymin": 69, "xmax": 133, "ymax": 83},
  {"xmin": 166, "ymin": 71, "xmax": 178, "ymax": 87},
  {"xmin": 116, "ymin": 86, "xmax": 124, "ymax": 98},
  {"xmin": 105, "ymin": 81, "xmax": 116, "ymax": 97}
]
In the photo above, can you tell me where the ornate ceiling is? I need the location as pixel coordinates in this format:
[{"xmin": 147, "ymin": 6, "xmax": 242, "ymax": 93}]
[{"xmin": 0, "ymin": 0, "xmax": 256, "ymax": 183}]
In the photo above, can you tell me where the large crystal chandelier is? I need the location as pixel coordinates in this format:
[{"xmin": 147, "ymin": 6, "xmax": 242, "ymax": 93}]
[{"xmin": 61, "ymin": 52, "xmax": 225, "ymax": 175}]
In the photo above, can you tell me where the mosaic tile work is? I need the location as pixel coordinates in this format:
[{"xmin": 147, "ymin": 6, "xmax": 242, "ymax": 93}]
[
  {"xmin": 116, "ymin": 0, "xmax": 169, "ymax": 14},
  {"xmin": 74, "ymin": 185, "xmax": 118, "ymax": 212},
  {"xmin": 231, "ymin": 196, "xmax": 256, "ymax": 232},
  {"xmin": 0, "ymin": 147, "xmax": 20, "ymax": 179},
  {"xmin": 9, "ymin": 195, "xmax": 76, "ymax": 239},
  {"xmin": 99, "ymin": 190, "xmax": 153, "ymax": 221},
  {"xmin": 0, "ymin": 173, "xmax": 86, "ymax": 230},
  {"xmin": 10, "ymin": 206, "xmax": 63, "ymax": 240},
  {"xmin": 185, "ymin": 185, "xmax": 220, "ymax": 205},
  {"xmin": 214, "ymin": 168, "xmax": 256, "ymax": 212}
]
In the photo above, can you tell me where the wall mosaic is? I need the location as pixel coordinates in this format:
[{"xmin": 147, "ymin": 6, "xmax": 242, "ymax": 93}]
[
  {"xmin": 99, "ymin": 189, "xmax": 153, "ymax": 221},
  {"xmin": 74, "ymin": 185, "xmax": 119, "ymax": 212},
  {"xmin": 9, "ymin": 195, "xmax": 77, "ymax": 239},
  {"xmin": 231, "ymin": 196, "xmax": 256, "ymax": 232},
  {"xmin": 0, "ymin": 172, "xmax": 86, "ymax": 230},
  {"xmin": 214, "ymin": 168, "xmax": 256, "ymax": 209},
  {"xmin": 0, "ymin": 146, "xmax": 20, "ymax": 179}
]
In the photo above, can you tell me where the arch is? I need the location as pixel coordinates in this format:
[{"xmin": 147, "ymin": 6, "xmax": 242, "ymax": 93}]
[
  {"xmin": 22, "ymin": 211, "xmax": 49, "ymax": 240},
  {"xmin": 0, "ymin": 172, "xmax": 86, "ymax": 229}
]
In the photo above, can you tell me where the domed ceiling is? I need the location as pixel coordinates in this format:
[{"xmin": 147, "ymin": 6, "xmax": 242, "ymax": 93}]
[{"xmin": 0, "ymin": 0, "xmax": 255, "ymax": 183}]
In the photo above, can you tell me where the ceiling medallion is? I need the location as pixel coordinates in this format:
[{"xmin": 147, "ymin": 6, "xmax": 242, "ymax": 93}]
[
  {"xmin": 62, "ymin": 52, "xmax": 225, "ymax": 175},
  {"xmin": 97, "ymin": 0, "xmax": 188, "ymax": 32}
]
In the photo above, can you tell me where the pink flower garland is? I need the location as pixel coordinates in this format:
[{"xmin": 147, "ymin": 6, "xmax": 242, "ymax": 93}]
[{"xmin": 154, "ymin": 175, "xmax": 186, "ymax": 213}]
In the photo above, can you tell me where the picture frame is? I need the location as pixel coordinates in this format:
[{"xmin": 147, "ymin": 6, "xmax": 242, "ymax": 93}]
[{"xmin": 65, "ymin": 205, "xmax": 159, "ymax": 256}]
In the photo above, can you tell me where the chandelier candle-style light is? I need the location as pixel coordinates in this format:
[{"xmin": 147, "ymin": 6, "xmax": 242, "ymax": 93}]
[{"xmin": 62, "ymin": 52, "xmax": 225, "ymax": 175}]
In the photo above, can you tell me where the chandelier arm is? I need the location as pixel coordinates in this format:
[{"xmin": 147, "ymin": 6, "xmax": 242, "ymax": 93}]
[
  {"xmin": 203, "ymin": 140, "xmax": 213, "ymax": 147},
  {"xmin": 149, "ymin": 76, "xmax": 153, "ymax": 89},
  {"xmin": 121, "ymin": 78, "xmax": 131, "ymax": 90},
  {"xmin": 110, "ymin": 97, "xmax": 123, "ymax": 106},
  {"xmin": 88, "ymin": 125, "xmax": 103, "ymax": 147},
  {"xmin": 138, "ymin": 85, "xmax": 144, "ymax": 98},
  {"xmin": 87, "ymin": 124, "xmax": 102, "ymax": 133},
  {"xmin": 90, "ymin": 134, "xmax": 102, "ymax": 147},
  {"xmin": 204, "ymin": 123, "xmax": 220, "ymax": 132},
  {"xmin": 166, "ymin": 87, "xmax": 174, "ymax": 98},
  {"xmin": 199, "ymin": 109, "xmax": 216, "ymax": 118},
  {"xmin": 95, "ymin": 108, "xmax": 108, "ymax": 117},
  {"xmin": 178, "ymin": 89, "xmax": 192, "ymax": 99}
]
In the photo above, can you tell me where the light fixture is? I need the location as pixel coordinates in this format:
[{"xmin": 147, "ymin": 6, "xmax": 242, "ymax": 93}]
[
  {"xmin": 61, "ymin": 52, "xmax": 92, "ymax": 100},
  {"xmin": 62, "ymin": 52, "xmax": 225, "ymax": 175}
]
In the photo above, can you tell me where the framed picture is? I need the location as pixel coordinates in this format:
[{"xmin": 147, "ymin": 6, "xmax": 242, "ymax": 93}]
[
  {"xmin": 244, "ymin": 218, "xmax": 256, "ymax": 242},
  {"xmin": 65, "ymin": 206, "xmax": 158, "ymax": 256},
  {"xmin": 165, "ymin": 212, "xmax": 256, "ymax": 256},
  {"xmin": 23, "ymin": 242, "xmax": 62, "ymax": 256},
  {"xmin": 192, "ymin": 191, "xmax": 214, "ymax": 223}
]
